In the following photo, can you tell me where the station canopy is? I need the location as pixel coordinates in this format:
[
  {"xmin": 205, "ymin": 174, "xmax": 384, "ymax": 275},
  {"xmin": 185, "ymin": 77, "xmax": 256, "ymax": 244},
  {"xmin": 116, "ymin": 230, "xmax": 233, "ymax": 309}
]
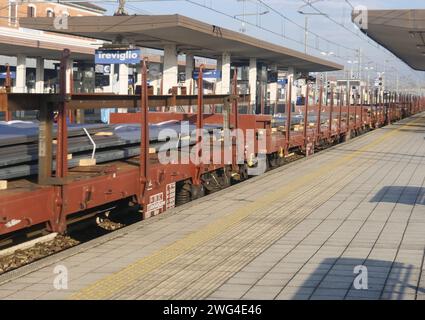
[
  {"xmin": 0, "ymin": 38, "xmax": 95, "ymax": 61},
  {"xmin": 353, "ymin": 9, "xmax": 425, "ymax": 71},
  {"xmin": 20, "ymin": 14, "xmax": 342, "ymax": 73}
]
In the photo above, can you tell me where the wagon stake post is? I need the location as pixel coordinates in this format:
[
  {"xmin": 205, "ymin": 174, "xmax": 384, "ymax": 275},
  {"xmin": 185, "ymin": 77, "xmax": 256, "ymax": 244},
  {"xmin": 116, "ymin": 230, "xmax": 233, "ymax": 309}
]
[{"xmin": 139, "ymin": 58, "xmax": 149, "ymax": 205}]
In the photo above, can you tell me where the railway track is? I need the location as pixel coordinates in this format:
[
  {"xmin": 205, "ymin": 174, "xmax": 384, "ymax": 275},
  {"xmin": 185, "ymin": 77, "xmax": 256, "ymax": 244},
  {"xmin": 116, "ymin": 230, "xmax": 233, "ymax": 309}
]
[{"xmin": 0, "ymin": 205, "xmax": 139, "ymax": 275}]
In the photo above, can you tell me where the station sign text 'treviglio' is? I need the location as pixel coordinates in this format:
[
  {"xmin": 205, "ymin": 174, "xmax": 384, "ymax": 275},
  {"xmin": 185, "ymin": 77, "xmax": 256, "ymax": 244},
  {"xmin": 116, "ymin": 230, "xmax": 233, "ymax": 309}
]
[{"xmin": 95, "ymin": 49, "xmax": 142, "ymax": 65}]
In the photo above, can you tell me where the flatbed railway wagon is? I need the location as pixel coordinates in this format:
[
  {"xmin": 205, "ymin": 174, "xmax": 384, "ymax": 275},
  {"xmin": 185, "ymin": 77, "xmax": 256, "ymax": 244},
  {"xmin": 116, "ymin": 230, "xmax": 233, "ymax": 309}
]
[{"xmin": 0, "ymin": 50, "xmax": 423, "ymax": 239}]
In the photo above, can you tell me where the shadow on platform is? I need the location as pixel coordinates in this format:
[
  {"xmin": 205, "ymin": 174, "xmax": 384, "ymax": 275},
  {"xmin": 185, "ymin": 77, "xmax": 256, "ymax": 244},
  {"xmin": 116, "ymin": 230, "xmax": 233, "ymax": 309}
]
[
  {"xmin": 370, "ymin": 186, "xmax": 425, "ymax": 206},
  {"xmin": 293, "ymin": 258, "xmax": 422, "ymax": 300}
]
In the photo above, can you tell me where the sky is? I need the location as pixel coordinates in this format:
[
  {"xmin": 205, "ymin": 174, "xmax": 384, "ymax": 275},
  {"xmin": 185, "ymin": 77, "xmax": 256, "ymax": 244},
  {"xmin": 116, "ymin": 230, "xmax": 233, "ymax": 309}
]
[{"xmin": 96, "ymin": 0, "xmax": 425, "ymax": 92}]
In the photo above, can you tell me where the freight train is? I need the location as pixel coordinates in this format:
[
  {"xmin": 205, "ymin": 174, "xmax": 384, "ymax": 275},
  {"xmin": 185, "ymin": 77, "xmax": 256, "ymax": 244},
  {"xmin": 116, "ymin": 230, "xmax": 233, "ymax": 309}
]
[{"xmin": 0, "ymin": 58, "xmax": 423, "ymax": 240}]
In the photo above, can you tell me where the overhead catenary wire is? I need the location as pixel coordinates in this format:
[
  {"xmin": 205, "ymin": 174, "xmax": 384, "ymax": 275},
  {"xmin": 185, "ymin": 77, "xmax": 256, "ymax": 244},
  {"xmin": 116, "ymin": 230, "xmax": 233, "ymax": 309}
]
[
  {"xmin": 299, "ymin": 0, "xmax": 425, "ymax": 85},
  {"xmin": 183, "ymin": 0, "xmax": 359, "ymax": 61},
  {"xmin": 180, "ymin": 0, "xmax": 422, "ymax": 91},
  {"xmin": 183, "ymin": 0, "xmax": 344, "ymax": 58},
  {"xmin": 183, "ymin": 0, "xmax": 423, "ymax": 90},
  {"xmin": 344, "ymin": 0, "xmax": 354, "ymax": 10},
  {"xmin": 255, "ymin": 0, "xmax": 356, "ymax": 54}
]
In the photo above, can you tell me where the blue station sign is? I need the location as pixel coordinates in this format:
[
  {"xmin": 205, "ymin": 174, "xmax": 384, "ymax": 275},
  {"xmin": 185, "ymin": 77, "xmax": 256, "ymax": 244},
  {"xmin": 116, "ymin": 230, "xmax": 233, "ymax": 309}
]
[
  {"xmin": 95, "ymin": 49, "xmax": 141, "ymax": 65},
  {"xmin": 0, "ymin": 72, "xmax": 16, "ymax": 79},
  {"xmin": 193, "ymin": 70, "xmax": 221, "ymax": 80}
]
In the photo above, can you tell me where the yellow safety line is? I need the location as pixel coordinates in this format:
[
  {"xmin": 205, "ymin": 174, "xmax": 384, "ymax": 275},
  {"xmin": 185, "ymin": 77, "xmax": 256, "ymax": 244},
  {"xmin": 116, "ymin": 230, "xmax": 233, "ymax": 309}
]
[{"xmin": 71, "ymin": 116, "xmax": 422, "ymax": 299}]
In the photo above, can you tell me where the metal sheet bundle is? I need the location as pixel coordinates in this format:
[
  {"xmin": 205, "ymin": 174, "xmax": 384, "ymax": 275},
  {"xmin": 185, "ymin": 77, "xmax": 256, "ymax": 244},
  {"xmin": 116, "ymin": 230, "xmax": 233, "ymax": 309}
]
[{"xmin": 0, "ymin": 120, "xmax": 222, "ymax": 180}]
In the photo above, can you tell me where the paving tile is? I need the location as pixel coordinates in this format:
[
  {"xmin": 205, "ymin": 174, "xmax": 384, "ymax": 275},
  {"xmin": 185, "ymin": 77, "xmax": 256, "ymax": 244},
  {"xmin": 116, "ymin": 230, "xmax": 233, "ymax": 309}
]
[
  {"xmin": 310, "ymin": 295, "xmax": 344, "ymax": 300},
  {"xmin": 224, "ymin": 277, "xmax": 258, "ymax": 285},
  {"xmin": 208, "ymin": 291, "xmax": 246, "ymax": 300},
  {"xmin": 22, "ymin": 283, "xmax": 57, "ymax": 292},
  {"xmin": 4, "ymin": 290, "xmax": 46, "ymax": 300},
  {"xmin": 257, "ymin": 278, "xmax": 291, "ymax": 287},
  {"xmin": 275, "ymin": 292, "xmax": 311, "ymax": 300},
  {"xmin": 209, "ymin": 284, "xmax": 252, "ymax": 300},
  {"xmin": 312, "ymin": 288, "xmax": 349, "ymax": 298},
  {"xmin": 216, "ymin": 284, "xmax": 252, "ymax": 292},
  {"xmin": 243, "ymin": 286, "xmax": 282, "ymax": 300},
  {"xmin": 381, "ymin": 292, "xmax": 417, "ymax": 300},
  {"xmin": 0, "ymin": 289, "xmax": 16, "ymax": 299},
  {"xmin": 0, "ymin": 282, "xmax": 30, "ymax": 291},
  {"xmin": 346, "ymin": 289, "xmax": 382, "ymax": 300},
  {"xmin": 36, "ymin": 291, "xmax": 75, "ymax": 300}
]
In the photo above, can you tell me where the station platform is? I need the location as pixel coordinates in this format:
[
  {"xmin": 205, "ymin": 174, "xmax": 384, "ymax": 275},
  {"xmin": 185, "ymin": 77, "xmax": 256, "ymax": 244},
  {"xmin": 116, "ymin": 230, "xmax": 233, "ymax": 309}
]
[{"xmin": 1, "ymin": 113, "xmax": 425, "ymax": 300}]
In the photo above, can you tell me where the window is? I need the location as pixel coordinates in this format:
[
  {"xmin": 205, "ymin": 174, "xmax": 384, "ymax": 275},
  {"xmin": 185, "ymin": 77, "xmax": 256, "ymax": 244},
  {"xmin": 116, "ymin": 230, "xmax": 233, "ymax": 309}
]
[
  {"xmin": 46, "ymin": 9, "xmax": 55, "ymax": 18},
  {"xmin": 27, "ymin": 5, "xmax": 36, "ymax": 18},
  {"xmin": 9, "ymin": 1, "xmax": 17, "ymax": 26}
]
